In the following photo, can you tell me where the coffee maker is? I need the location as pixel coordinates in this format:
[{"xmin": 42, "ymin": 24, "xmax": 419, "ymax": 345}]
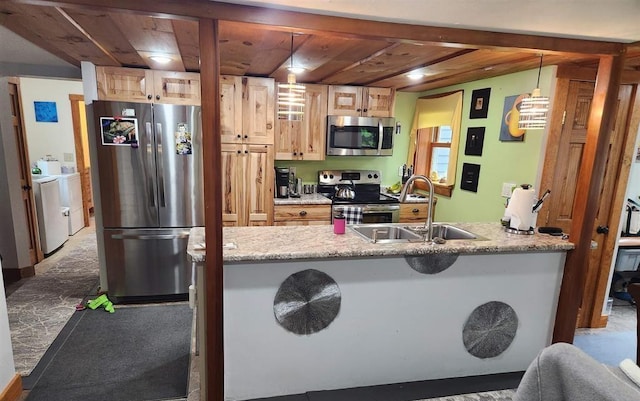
[{"xmin": 275, "ymin": 167, "xmax": 290, "ymax": 198}]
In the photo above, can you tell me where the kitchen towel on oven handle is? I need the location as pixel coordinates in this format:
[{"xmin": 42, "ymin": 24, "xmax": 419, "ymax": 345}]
[{"xmin": 342, "ymin": 206, "xmax": 363, "ymax": 224}]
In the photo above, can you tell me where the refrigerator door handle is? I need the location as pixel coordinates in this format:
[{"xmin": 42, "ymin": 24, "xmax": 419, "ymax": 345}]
[
  {"xmin": 145, "ymin": 122, "xmax": 156, "ymax": 207},
  {"xmin": 156, "ymin": 122, "xmax": 166, "ymax": 208},
  {"xmin": 110, "ymin": 232, "xmax": 190, "ymax": 240}
]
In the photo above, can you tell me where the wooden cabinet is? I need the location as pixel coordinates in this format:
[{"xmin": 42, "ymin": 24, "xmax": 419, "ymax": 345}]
[
  {"xmin": 96, "ymin": 66, "xmax": 201, "ymax": 105},
  {"xmin": 275, "ymin": 84, "xmax": 328, "ymax": 160},
  {"xmin": 274, "ymin": 204, "xmax": 331, "ymax": 226},
  {"xmin": 220, "ymin": 75, "xmax": 275, "ymax": 145},
  {"xmin": 221, "ymin": 143, "xmax": 274, "ymax": 227},
  {"xmin": 328, "ymin": 85, "xmax": 395, "ymax": 117}
]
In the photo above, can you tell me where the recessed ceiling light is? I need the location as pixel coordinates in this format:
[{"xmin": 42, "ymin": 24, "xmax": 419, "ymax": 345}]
[
  {"xmin": 288, "ymin": 66, "xmax": 305, "ymax": 74},
  {"xmin": 407, "ymin": 72, "xmax": 424, "ymax": 80},
  {"xmin": 150, "ymin": 55, "xmax": 172, "ymax": 64}
]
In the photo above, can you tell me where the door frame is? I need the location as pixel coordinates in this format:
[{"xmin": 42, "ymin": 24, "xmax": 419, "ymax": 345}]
[
  {"xmin": 69, "ymin": 94, "xmax": 93, "ymax": 227},
  {"xmin": 543, "ymin": 65, "xmax": 640, "ymax": 331}
]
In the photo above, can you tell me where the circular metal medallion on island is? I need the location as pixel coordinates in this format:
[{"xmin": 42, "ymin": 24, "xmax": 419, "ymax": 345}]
[
  {"xmin": 405, "ymin": 253, "xmax": 459, "ymax": 274},
  {"xmin": 273, "ymin": 269, "xmax": 341, "ymax": 335}
]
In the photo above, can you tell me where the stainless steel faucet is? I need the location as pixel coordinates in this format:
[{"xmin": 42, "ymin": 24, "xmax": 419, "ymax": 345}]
[{"xmin": 398, "ymin": 174, "xmax": 434, "ymax": 242}]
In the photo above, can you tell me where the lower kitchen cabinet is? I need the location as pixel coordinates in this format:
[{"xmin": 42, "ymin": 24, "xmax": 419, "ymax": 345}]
[
  {"xmin": 274, "ymin": 204, "xmax": 331, "ymax": 225},
  {"xmin": 221, "ymin": 143, "xmax": 274, "ymax": 226}
]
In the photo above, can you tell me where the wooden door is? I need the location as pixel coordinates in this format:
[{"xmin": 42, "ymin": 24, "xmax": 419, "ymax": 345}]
[
  {"xmin": 96, "ymin": 66, "xmax": 153, "ymax": 103},
  {"xmin": 69, "ymin": 94, "xmax": 93, "ymax": 227},
  {"xmin": 8, "ymin": 78, "xmax": 42, "ymax": 263},
  {"xmin": 539, "ymin": 79, "xmax": 636, "ymax": 328},
  {"xmin": 328, "ymin": 85, "xmax": 362, "ymax": 116},
  {"xmin": 220, "ymin": 75, "xmax": 243, "ymax": 144},
  {"xmin": 364, "ymin": 87, "xmax": 396, "ymax": 117},
  {"xmin": 540, "ymin": 81, "xmax": 595, "ymax": 234},
  {"xmin": 580, "ymin": 84, "xmax": 634, "ymax": 327},
  {"xmin": 242, "ymin": 77, "xmax": 274, "ymax": 145},
  {"xmin": 220, "ymin": 143, "xmax": 243, "ymax": 227},
  {"xmin": 244, "ymin": 144, "xmax": 273, "ymax": 226},
  {"xmin": 153, "ymin": 71, "xmax": 201, "ymax": 105},
  {"xmin": 300, "ymin": 84, "xmax": 328, "ymax": 160}
]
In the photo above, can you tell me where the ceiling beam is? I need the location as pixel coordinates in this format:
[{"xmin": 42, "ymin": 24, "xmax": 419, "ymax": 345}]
[{"xmin": 9, "ymin": 0, "xmax": 626, "ymax": 56}]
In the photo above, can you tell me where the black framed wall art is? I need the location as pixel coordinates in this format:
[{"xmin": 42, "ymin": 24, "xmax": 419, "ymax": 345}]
[
  {"xmin": 469, "ymin": 88, "xmax": 491, "ymax": 119},
  {"xmin": 464, "ymin": 127, "xmax": 485, "ymax": 156}
]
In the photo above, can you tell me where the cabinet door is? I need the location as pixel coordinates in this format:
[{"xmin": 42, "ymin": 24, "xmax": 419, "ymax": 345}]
[
  {"xmin": 274, "ymin": 119, "xmax": 302, "ymax": 160},
  {"xmin": 244, "ymin": 144, "xmax": 274, "ymax": 226},
  {"xmin": 364, "ymin": 87, "xmax": 395, "ymax": 117},
  {"xmin": 96, "ymin": 66, "xmax": 153, "ymax": 103},
  {"xmin": 153, "ymin": 71, "xmax": 201, "ymax": 105},
  {"xmin": 328, "ymin": 85, "xmax": 363, "ymax": 116},
  {"xmin": 300, "ymin": 84, "xmax": 328, "ymax": 160},
  {"xmin": 221, "ymin": 144, "xmax": 243, "ymax": 227},
  {"xmin": 243, "ymin": 77, "xmax": 275, "ymax": 145},
  {"xmin": 274, "ymin": 205, "xmax": 331, "ymax": 224},
  {"xmin": 220, "ymin": 75, "xmax": 243, "ymax": 144}
]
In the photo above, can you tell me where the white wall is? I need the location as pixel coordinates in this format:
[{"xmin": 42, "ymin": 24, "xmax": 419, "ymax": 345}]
[
  {"xmin": 19, "ymin": 77, "xmax": 83, "ymax": 171},
  {"xmin": 0, "ymin": 259, "xmax": 17, "ymax": 391}
]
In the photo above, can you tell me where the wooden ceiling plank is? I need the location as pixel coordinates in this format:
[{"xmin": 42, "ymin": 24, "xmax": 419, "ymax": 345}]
[
  {"xmin": 109, "ymin": 13, "xmax": 186, "ymax": 71},
  {"xmin": 9, "ymin": 0, "xmax": 625, "ymax": 55},
  {"xmin": 172, "ymin": 19, "xmax": 200, "ymax": 72},
  {"xmin": 63, "ymin": 8, "xmax": 147, "ymax": 67},
  {"xmin": 0, "ymin": 2, "xmax": 118, "ymax": 66}
]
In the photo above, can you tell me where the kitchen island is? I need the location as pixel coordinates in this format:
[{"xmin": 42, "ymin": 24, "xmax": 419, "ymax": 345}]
[{"xmin": 188, "ymin": 223, "xmax": 573, "ymax": 400}]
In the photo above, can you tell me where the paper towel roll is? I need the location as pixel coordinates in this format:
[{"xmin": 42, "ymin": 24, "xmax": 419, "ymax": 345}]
[{"xmin": 505, "ymin": 186, "xmax": 536, "ymax": 231}]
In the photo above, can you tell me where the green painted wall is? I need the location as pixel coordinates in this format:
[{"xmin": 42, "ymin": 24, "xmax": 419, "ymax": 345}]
[
  {"xmin": 425, "ymin": 66, "xmax": 554, "ymax": 223},
  {"xmin": 275, "ymin": 66, "xmax": 554, "ymax": 223}
]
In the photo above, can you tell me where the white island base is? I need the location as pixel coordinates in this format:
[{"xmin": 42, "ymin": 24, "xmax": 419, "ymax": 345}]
[{"xmin": 224, "ymin": 251, "xmax": 565, "ymax": 400}]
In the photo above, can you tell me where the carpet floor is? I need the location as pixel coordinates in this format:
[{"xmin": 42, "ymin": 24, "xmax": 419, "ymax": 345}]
[{"xmin": 25, "ymin": 303, "xmax": 193, "ymax": 401}]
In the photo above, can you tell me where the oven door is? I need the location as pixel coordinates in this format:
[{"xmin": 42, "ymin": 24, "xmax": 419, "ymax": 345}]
[{"xmin": 332, "ymin": 204, "xmax": 399, "ymax": 224}]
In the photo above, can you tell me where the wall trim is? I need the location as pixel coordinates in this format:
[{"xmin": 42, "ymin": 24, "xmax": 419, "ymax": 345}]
[
  {"xmin": 1, "ymin": 266, "xmax": 35, "ymax": 283},
  {"xmin": 0, "ymin": 374, "xmax": 22, "ymax": 401}
]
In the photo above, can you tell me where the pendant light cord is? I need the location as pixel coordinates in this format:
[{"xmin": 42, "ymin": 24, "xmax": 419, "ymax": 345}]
[
  {"xmin": 290, "ymin": 33, "xmax": 294, "ymax": 70},
  {"xmin": 536, "ymin": 54, "xmax": 543, "ymax": 88}
]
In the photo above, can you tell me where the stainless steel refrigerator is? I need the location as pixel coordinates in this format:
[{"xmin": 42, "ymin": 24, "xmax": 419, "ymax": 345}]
[{"xmin": 90, "ymin": 101, "xmax": 204, "ymax": 299}]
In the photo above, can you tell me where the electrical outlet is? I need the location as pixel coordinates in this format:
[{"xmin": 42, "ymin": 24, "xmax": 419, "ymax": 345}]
[
  {"xmin": 398, "ymin": 166, "xmax": 404, "ymax": 177},
  {"xmin": 501, "ymin": 183, "xmax": 516, "ymax": 198}
]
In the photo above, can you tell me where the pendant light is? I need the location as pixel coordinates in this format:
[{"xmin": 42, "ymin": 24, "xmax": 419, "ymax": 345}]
[
  {"xmin": 277, "ymin": 33, "xmax": 305, "ymax": 121},
  {"xmin": 518, "ymin": 54, "xmax": 550, "ymax": 130}
]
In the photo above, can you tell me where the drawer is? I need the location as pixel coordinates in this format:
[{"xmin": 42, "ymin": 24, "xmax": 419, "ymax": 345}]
[
  {"xmin": 399, "ymin": 203, "xmax": 428, "ymax": 222},
  {"xmin": 274, "ymin": 205, "xmax": 331, "ymax": 222}
]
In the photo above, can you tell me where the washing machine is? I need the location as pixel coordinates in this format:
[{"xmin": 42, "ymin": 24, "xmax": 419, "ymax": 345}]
[{"xmin": 32, "ymin": 176, "xmax": 68, "ymax": 254}]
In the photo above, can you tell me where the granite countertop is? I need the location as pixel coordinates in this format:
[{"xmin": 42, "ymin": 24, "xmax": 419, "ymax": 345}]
[
  {"xmin": 187, "ymin": 222, "xmax": 574, "ymax": 263},
  {"xmin": 273, "ymin": 193, "xmax": 332, "ymax": 205}
]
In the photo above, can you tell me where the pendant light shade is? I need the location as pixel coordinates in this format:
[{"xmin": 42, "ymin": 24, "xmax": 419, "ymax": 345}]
[
  {"xmin": 278, "ymin": 34, "xmax": 305, "ymax": 121},
  {"xmin": 518, "ymin": 55, "xmax": 550, "ymax": 130}
]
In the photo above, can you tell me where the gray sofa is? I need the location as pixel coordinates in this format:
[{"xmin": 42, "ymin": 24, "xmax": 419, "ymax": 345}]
[{"xmin": 514, "ymin": 342, "xmax": 640, "ymax": 401}]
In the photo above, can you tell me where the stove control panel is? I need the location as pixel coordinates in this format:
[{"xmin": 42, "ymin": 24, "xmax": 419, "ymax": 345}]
[{"xmin": 318, "ymin": 170, "xmax": 381, "ymax": 186}]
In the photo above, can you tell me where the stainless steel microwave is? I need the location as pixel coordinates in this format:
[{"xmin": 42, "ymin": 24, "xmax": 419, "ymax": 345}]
[{"xmin": 326, "ymin": 116, "xmax": 395, "ymax": 156}]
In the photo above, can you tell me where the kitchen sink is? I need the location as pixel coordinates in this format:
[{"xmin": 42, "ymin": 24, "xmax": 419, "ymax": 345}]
[
  {"xmin": 351, "ymin": 223, "xmax": 486, "ymax": 243},
  {"xmin": 350, "ymin": 224, "xmax": 424, "ymax": 243}
]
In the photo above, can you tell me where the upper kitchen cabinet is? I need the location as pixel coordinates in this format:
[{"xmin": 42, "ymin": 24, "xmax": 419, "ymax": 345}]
[
  {"xmin": 95, "ymin": 66, "xmax": 201, "ymax": 105},
  {"xmin": 328, "ymin": 85, "xmax": 395, "ymax": 118},
  {"xmin": 275, "ymin": 84, "xmax": 328, "ymax": 160},
  {"xmin": 220, "ymin": 75, "xmax": 275, "ymax": 145}
]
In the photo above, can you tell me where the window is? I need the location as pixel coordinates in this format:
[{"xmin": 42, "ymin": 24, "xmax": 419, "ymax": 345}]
[{"xmin": 407, "ymin": 91, "xmax": 463, "ymax": 197}]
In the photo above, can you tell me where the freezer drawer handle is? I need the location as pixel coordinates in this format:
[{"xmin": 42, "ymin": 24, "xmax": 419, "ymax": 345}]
[
  {"xmin": 111, "ymin": 232, "xmax": 190, "ymax": 240},
  {"xmin": 156, "ymin": 123, "xmax": 166, "ymax": 207},
  {"xmin": 145, "ymin": 122, "xmax": 156, "ymax": 207}
]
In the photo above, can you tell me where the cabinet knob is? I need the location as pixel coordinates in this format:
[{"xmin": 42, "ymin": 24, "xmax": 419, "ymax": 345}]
[
  {"xmin": 155, "ymin": 95, "xmax": 160, "ymax": 100},
  {"xmin": 237, "ymin": 134, "xmax": 241, "ymax": 138},
  {"xmin": 237, "ymin": 150, "xmax": 241, "ymax": 154},
  {"xmin": 147, "ymin": 94, "xmax": 152, "ymax": 100},
  {"xmin": 293, "ymin": 152, "xmax": 297, "ymax": 156},
  {"xmin": 363, "ymin": 108, "xmax": 368, "ymax": 112},
  {"xmin": 267, "ymin": 123, "xmax": 273, "ymax": 129},
  {"xmin": 356, "ymin": 108, "xmax": 361, "ymax": 112},
  {"xmin": 244, "ymin": 135, "xmax": 248, "ymax": 139},
  {"xmin": 299, "ymin": 210, "xmax": 307, "ymax": 216},
  {"xmin": 300, "ymin": 152, "xmax": 303, "ymax": 156},
  {"xmin": 244, "ymin": 150, "xmax": 248, "ymax": 154},
  {"xmin": 412, "ymin": 208, "xmax": 419, "ymax": 213}
]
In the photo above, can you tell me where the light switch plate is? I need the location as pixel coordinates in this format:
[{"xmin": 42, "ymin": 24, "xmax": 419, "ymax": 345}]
[
  {"xmin": 501, "ymin": 182, "xmax": 516, "ymax": 198},
  {"xmin": 63, "ymin": 152, "xmax": 74, "ymax": 162}
]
